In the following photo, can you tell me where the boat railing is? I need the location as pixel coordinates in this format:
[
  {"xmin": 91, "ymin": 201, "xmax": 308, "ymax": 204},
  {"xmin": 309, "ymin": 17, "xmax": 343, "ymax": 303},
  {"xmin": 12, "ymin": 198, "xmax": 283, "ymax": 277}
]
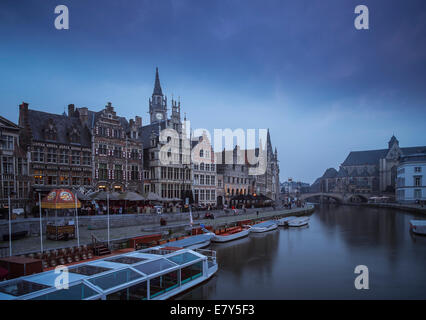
[{"xmin": 194, "ymin": 248, "xmax": 217, "ymax": 265}]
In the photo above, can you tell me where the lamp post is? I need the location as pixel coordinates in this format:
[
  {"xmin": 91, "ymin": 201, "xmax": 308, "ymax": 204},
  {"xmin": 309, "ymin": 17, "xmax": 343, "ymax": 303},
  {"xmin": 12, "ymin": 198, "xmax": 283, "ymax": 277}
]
[{"xmin": 8, "ymin": 191, "xmax": 16, "ymax": 256}]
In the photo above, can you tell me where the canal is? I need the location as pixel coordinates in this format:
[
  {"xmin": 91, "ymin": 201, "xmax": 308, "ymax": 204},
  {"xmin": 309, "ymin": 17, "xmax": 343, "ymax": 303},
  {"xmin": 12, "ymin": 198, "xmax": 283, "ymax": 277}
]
[{"xmin": 178, "ymin": 205, "xmax": 426, "ymax": 299}]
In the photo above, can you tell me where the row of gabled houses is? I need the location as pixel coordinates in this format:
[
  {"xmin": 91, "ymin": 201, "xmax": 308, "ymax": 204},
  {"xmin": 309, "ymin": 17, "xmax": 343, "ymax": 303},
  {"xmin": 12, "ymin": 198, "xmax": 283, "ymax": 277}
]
[{"xmin": 0, "ymin": 68, "xmax": 280, "ymax": 213}]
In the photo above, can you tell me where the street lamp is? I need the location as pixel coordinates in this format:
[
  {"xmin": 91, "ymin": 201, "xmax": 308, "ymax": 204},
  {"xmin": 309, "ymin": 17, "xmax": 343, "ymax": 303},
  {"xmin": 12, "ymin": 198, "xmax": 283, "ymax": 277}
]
[{"xmin": 8, "ymin": 191, "xmax": 16, "ymax": 256}]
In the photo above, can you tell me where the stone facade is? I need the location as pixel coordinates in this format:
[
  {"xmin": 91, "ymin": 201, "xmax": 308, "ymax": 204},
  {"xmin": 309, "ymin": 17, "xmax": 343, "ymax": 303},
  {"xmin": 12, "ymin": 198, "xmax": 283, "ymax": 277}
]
[
  {"xmin": 140, "ymin": 68, "xmax": 192, "ymax": 201},
  {"xmin": 19, "ymin": 103, "xmax": 92, "ymax": 200},
  {"xmin": 191, "ymin": 132, "xmax": 217, "ymax": 207},
  {"xmin": 0, "ymin": 116, "xmax": 31, "ymax": 211},
  {"xmin": 396, "ymin": 153, "xmax": 426, "ymax": 203},
  {"xmin": 76, "ymin": 103, "xmax": 143, "ymax": 193}
]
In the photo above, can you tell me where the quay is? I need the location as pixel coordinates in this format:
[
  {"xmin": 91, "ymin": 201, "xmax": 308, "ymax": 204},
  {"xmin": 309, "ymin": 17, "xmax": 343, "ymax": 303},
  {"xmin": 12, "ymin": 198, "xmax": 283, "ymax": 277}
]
[{"xmin": 0, "ymin": 205, "xmax": 314, "ymax": 257}]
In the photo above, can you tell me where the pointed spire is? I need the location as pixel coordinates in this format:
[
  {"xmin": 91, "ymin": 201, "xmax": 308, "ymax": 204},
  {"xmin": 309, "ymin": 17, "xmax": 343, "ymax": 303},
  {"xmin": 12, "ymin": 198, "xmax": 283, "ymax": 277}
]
[{"xmin": 153, "ymin": 67, "xmax": 163, "ymax": 96}]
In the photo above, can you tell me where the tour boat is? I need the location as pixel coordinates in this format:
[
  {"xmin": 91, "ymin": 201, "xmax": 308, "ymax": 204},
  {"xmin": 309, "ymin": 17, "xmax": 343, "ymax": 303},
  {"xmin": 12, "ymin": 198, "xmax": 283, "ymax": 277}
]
[
  {"xmin": 288, "ymin": 217, "xmax": 310, "ymax": 227},
  {"xmin": 212, "ymin": 226, "xmax": 251, "ymax": 243},
  {"xmin": 249, "ymin": 221, "xmax": 278, "ymax": 233},
  {"xmin": 0, "ymin": 246, "xmax": 218, "ymax": 300},
  {"xmin": 161, "ymin": 233, "xmax": 215, "ymax": 250},
  {"xmin": 276, "ymin": 216, "xmax": 297, "ymax": 227},
  {"xmin": 410, "ymin": 220, "xmax": 426, "ymax": 235}
]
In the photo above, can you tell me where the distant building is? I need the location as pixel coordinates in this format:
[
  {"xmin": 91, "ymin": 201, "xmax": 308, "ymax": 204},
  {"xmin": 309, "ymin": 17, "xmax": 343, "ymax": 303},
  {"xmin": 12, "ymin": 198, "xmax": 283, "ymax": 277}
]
[
  {"xmin": 396, "ymin": 153, "xmax": 426, "ymax": 203},
  {"xmin": 311, "ymin": 136, "xmax": 426, "ymax": 195},
  {"xmin": 0, "ymin": 116, "xmax": 31, "ymax": 211}
]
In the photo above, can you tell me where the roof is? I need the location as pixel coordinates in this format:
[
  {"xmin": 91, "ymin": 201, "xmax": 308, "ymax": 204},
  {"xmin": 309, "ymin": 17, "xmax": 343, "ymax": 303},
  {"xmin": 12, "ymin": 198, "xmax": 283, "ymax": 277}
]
[
  {"xmin": 342, "ymin": 146, "xmax": 426, "ymax": 166},
  {"xmin": 153, "ymin": 67, "xmax": 163, "ymax": 96},
  {"xmin": 322, "ymin": 168, "xmax": 338, "ymax": 179},
  {"xmin": 26, "ymin": 109, "xmax": 91, "ymax": 147}
]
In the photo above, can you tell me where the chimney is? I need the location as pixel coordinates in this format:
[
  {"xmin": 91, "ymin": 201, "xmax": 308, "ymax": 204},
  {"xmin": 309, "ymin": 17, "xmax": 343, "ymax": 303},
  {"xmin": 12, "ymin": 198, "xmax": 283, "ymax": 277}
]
[
  {"xmin": 68, "ymin": 104, "xmax": 75, "ymax": 117},
  {"xmin": 135, "ymin": 116, "xmax": 142, "ymax": 127},
  {"xmin": 19, "ymin": 102, "xmax": 29, "ymax": 127},
  {"xmin": 78, "ymin": 107, "xmax": 89, "ymax": 124}
]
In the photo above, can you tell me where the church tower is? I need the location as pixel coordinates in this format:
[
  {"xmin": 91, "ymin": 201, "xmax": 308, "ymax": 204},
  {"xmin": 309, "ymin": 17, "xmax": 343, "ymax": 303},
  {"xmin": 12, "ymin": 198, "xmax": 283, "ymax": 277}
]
[{"xmin": 149, "ymin": 68, "xmax": 167, "ymax": 124}]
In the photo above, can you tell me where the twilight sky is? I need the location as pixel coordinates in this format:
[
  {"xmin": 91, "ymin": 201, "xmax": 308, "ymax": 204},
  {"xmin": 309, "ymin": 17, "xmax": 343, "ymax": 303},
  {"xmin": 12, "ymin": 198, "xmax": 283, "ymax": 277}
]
[{"xmin": 1, "ymin": 0, "xmax": 426, "ymax": 184}]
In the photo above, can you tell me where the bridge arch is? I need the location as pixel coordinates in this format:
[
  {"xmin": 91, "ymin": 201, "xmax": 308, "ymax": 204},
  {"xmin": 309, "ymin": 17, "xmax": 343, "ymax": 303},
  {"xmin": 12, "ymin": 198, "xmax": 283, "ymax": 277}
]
[{"xmin": 299, "ymin": 192, "xmax": 344, "ymax": 203}]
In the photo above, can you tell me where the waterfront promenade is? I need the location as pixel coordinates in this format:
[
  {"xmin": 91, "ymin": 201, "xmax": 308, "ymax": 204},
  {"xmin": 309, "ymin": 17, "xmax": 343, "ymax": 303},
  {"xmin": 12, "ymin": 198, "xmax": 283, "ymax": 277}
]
[{"xmin": 0, "ymin": 205, "xmax": 314, "ymax": 256}]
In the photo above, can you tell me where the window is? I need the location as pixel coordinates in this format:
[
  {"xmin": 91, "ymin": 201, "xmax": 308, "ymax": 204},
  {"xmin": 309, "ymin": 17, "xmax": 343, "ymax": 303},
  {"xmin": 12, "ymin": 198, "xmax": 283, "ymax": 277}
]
[
  {"xmin": 131, "ymin": 149, "xmax": 139, "ymax": 159},
  {"xmin": 72, "ymin": 176, "xmax": 80, "ymax": 186},
  {"xmin": 34, "ymin": 171, "xmax": 43, "ymax": 185},
  {"xmin": 205, "ymin": 164, "xmax": 210, "ymax": 171},
  {"xmin": 414, "ymin": 189, "xmax": 422, "ymax": 199},
  {"xmin": 115, "ymin": 164, "xmax": 123, "ymax": 180},
  {"xmin": 194, "ymin": 174, "xmax": 199, "ymax": 185},
  {"xmin": 99, "ymin": 144, "xmax": 107, "ymax": 155},
  {"xmin": 59, "ymin": 150, "xmax": 69, "ymax": 164},
  {"xmin": 47, "ymin": 175, "xmax": 57, "ymax": 185},
  {"xmin": 17, "ymin": 158, "xmax": 27, "ymax": 175},
  {"xmin": 3, "ymin": 181, "xmax": 14, "ymax": 198},
  {"xmin": 200, "ymin": 175, "xmax": 205, "ymax": 185},
  {"xmin": 99, "ymin": 163, "xmax": 108, "ymax": 180},
  {"xmin": 1, "ymin": 135, "xmax": 14, "ymax": 150},
  {"xmin": 414, "ymin": 167, "xmax": 422, "ymax": 173},
  {"xmin": 194, "ymin": 164, "xmax": 199, "ymax": 170},
  {"xmin": 200, "ymin": 163, "xmax": 204, "ymax": 171},
  {"xmin": 2, "ymin": 157, "xmax": 14, "ymax": 174},
  {"xmin": 47, "ymin": 148, "xmax": 57, "ymax": 163},
  {"xmin": 199, "ymin": 150, "xmax": 204, "ymax": 158},
  {"xmin": 114, "ymin": 146, "xmax": 122, "ymax": 158},
  {"xmin": 211, "ymin": 176, "xmax": 216, "ymax": 186},
  {"xmin": 72, "ymin": 151, "xmax": 80, "ymax": 165},
  {"xmin": 60, "ymin": 175, "xmax": 69, "ymax": 186},
  {"xmin": 211, "ymin": 164, "xmax": 215, "ymax": 172},
  {"xmin": 414, "ymin": 176, "xmax": 422, "ymax": 187},
  {"xmin": 205, "ymin": 175, "xmax": 210, "ymax": 185},
  {"xmin": 200, "ymin": 189, "xmax": 205, "ymax": 201},
  {"xmin": 83, "ymin": 152, "xmax": 91, "ymax": 166},
  {"xmin": 218, "ymin": 179, "xmax": 222, "ymax": 188},
  {"xmin": 211, "ymin": 190, "xmax": 215, "ymax": 200},
  {"xmin": 131, "ymin": 165, "xmax": 139, "ymax": 181},
  {"xmin": 33, "ymin": 147, "xmax": 44, "ymax": 162}
]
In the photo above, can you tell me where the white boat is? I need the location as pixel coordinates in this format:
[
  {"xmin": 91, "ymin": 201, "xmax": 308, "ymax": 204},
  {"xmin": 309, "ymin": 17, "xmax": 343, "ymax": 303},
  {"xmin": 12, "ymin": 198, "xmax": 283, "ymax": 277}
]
[
  {"xmin": 0, "ymin": 246, "xmax": 218, "ymax": 300},
  {"xmin": 410, "ymin": 220, "xmax": 426, "ymax": 235},
  {"xmin": 288, "ymin": 217, "xmax": 309, "ymax": 227},
  {"xmin": 163, "ymin": 233, "xmax": 215, "ymax": 250},
  {"xmin": 250, "ymin": 221, "xmax": 278, "ymax": 233},
  {"xmin": 277, "ymin": 216, "xmax": 297, "ymax": 226},
  {"xmin": 212, "ymin": 226, "xmax": 251, "ymax": 243}
]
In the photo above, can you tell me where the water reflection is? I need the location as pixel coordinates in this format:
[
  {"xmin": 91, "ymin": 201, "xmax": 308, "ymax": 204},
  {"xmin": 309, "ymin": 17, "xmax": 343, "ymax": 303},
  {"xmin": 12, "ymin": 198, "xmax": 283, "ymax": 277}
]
[{"xmin": 179, "ymin": 205, "xmax": 426, "ymax": 300}]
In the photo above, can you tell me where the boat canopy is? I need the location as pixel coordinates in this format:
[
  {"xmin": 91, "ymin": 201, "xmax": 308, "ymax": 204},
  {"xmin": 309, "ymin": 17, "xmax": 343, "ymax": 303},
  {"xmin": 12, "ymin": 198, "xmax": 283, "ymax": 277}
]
[
  {"xmin": 160, "ymin": 234, "xmax": 214, "ymax": 249},
  {"xmin": 0, "ymin": 248, "xmax": 206, "ymax": 300},
  {"xmin": 251, "ymin": 221, "xmax": 277, "ymax": 228}
]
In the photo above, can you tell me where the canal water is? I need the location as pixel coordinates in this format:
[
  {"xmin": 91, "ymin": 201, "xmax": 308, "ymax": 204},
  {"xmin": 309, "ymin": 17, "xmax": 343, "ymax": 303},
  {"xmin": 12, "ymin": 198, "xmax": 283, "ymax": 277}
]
[{"xmin": 178, "ymin": 205, "xmax": 426, "ymax": 299}]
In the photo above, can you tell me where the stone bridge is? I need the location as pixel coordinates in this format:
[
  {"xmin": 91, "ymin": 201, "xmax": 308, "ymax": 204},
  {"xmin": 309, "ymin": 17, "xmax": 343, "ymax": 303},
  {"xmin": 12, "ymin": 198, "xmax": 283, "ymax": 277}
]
[{"xmin": 299, "ymin": 192, "xmax": 370, "ymax": 203}]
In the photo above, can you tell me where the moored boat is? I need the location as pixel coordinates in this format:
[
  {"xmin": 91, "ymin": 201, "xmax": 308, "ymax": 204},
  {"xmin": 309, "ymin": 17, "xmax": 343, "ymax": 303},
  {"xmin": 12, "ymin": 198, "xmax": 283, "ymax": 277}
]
[
  {"xmin": 288, "ymin": 217, "xmax": 309, "ymax": 227},
  {"xmin": 161, "ymin": 233, "xmax": 215, "ymax": 250},
  {"xmin": 276, "ymin": 216, "xmax": 297, "ymax": 226},
  {"xmin": 410, "ymin": 220, "xmax": 426, "ymax": 235},
  {"xmin": 0, "ymin": 246, "xmax": 218, "ymax": 300},
  {"xmin": 212, "ymin": 226, "xmax": 250, "ymax": 243},
  {"xmin": 250, "ymin": 221, "xmax": 278, "ymax": 233}
]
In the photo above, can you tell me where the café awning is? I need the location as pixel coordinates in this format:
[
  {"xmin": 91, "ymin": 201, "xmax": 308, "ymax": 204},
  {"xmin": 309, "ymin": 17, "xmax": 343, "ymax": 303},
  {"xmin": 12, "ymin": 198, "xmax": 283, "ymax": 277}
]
[{"xmin": 41, "ymin": 189, "xmax": 81, "ymax": 209}]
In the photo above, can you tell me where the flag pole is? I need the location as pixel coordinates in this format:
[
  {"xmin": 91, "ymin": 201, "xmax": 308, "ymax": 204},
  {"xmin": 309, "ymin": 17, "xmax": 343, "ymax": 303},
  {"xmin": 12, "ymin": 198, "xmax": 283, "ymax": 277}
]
[
  {"xmin": 39, "ymin": 193, "xmax": 43, "ymax": 253},
  {"xmin": 75, "ymin": 193, "xmax": 80, "ymax": 247},
  {"xmin": 8, "ymin": 195, "xmax": 12, "ymax": 256},
  {"xmin": 107, "ymin": 193, "xmax": 110, "ymax": 248}
]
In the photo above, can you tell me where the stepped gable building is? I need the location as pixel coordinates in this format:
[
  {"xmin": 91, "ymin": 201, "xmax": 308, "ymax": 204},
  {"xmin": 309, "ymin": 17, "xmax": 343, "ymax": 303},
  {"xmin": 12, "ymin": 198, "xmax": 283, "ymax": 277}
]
[
  {"xmin": 75, "ymin": 103, "xmax": 143, "ymax": 193},
  {"xmin": 311, "ymin": 136, "xmax": 426, "ymax": 195},
  {"xmin": 0, "ymin": 116, "xmax": 31, "ymax": 211},
  {"xmin": 191, "ymin": 131, "xmax": 217, "ymax": 207},
  {"xmin": 18, "ymin": 102, "xmax": 92, "ymax": 199},
  {"xmin": 139, "ymin": 68, "xmax": 192, "ymax": 200}
]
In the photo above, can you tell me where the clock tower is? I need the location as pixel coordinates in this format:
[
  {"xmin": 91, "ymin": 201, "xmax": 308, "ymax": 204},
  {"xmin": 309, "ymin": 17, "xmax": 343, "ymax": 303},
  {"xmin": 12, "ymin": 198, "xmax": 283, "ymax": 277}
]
[{"xmin": 149, "ymin": 67, "xmax": 167, "ymax": 124}]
